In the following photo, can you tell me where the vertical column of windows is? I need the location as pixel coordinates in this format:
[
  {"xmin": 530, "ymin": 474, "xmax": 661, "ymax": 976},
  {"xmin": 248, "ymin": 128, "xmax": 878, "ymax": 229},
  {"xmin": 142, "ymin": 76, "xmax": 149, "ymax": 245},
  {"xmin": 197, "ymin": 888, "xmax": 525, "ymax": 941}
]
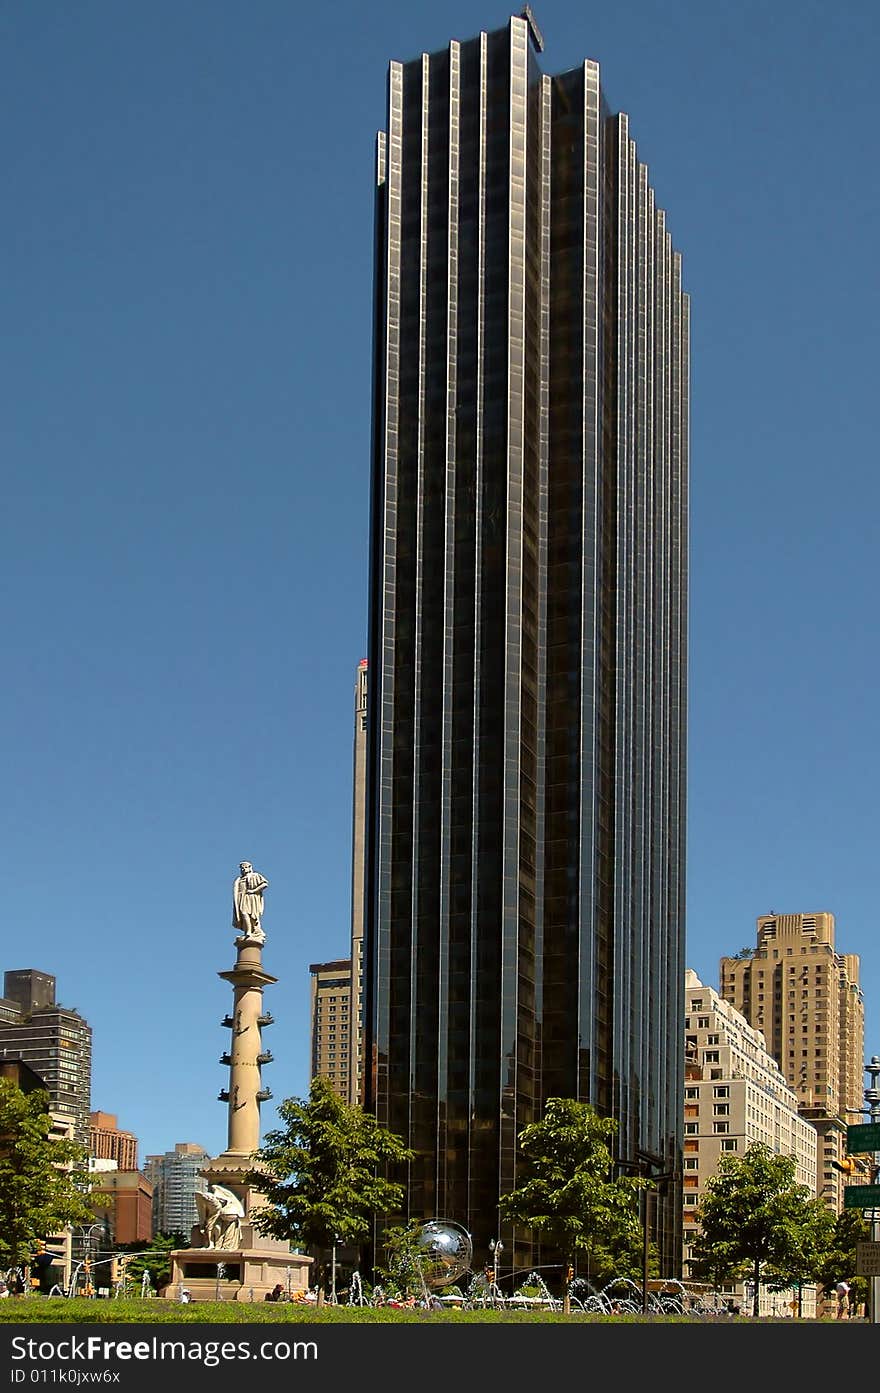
[
  {"xmin": 498, "ymin": 13, "xmax": 528, "ymax": 1209},
  {"xmin": 465, "ymin": 27, "xmax": 491, "ymax": 1224},
  {"xmin": 611, "ymin": 115, "xmax": 636, "ymax": 1146},
  {"xmin": 435, "ymin": 39, "xmax": 460, "ymax": 1210},
  {"xmin": 578, "ymin": 60, "xmax": 602, "ymax": 1103}
]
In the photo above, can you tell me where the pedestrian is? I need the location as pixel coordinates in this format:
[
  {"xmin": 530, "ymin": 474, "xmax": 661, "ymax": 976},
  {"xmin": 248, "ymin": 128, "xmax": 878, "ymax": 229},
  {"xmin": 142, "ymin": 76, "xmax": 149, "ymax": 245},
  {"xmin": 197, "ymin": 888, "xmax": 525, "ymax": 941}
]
[
  {"xmin": 835, "ymin": 1280, "xmax": 850, "ymax": 1319},
  {"xmin": 264, "ymin": 1283, "xmax": 285, "ymax": 1302},
  {"xmin": 178, "ymin": 1288, "xmax": 192, "ymax": 1304},
  {"xmin": 0, "ymin": 1279, "xmax": 9, "ymax": 1299}
]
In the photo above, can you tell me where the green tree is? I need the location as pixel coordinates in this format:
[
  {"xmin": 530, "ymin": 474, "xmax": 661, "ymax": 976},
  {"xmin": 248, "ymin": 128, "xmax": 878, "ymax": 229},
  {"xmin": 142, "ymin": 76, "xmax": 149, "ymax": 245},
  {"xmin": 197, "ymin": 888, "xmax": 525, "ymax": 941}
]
[
  {"xmin": 690, "ymin": 1143, "xmax": 828, "ymax": 1317},
  {"xmin": 373, "ymin": 1220, "xmax": 430, "ymax": 1302},
  {"xmin": 815, "ymin": 1207, "xmax": 871, "ymax": 1315},
  {"xmin": 0, "ymin": 1080, "xmax": 95, "ymax": 1270},
  {"xmin": 247, "ymin": 1076, "xmax": 414, "ymax": 1303},
  {"xmin": 115, "ymin": 1232, "xmax": 188, "ymax": 1294},
  {"xmin": 497, "ymin": 1097, "xmax": 645, "ymax": 1314},
  {"xmin": 765, "ymin": 1196, "xmax": 836, "ymax": 1316}
]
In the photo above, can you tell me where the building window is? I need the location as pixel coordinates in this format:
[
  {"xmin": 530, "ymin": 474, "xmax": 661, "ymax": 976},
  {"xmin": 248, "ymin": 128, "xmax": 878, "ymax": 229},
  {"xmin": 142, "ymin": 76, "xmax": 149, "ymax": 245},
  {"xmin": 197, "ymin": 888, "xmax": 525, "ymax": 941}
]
[
  {"xmin": 713, "ymin": 1086, "xmax": 729, "ymax": 1099},
  {"xmin": 713, "ymin": 1122, "xmax": 729, "ymax": 1134},
  {"xmin": 721, "ymin": 1139, "xmax": 738, "ymax": 1151},
  {"xmin": 684, "ymin": 1123, "xmax": 699, "ymax": 1135}
]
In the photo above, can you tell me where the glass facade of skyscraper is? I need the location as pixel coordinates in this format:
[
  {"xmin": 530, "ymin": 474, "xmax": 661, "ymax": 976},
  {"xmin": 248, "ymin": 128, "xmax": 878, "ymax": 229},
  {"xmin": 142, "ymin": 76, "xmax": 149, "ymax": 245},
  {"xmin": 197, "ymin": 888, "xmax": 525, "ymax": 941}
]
[{"xmin": 365, "ymin": 13, "xmax": 688, "ymax": 1276}]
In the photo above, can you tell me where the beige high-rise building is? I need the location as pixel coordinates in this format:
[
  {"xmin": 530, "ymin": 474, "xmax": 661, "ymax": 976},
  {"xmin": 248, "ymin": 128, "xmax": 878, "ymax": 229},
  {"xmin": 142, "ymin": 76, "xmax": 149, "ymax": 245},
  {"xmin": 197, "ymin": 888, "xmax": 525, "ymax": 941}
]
[
  {"xmin": 683, "ymin": 970, "xmax": 819, "ymax": 1315},
  {"xmin": 309, "ymin": 958, "xmax": 352, "ymax": 1100},
  {"xmin": 349, "ymin": 659, "xmax": 368, "ymax": 1106},
  {"xmin": 719, "ymin": 912, "xmax": 865, "ymax": 1209}
]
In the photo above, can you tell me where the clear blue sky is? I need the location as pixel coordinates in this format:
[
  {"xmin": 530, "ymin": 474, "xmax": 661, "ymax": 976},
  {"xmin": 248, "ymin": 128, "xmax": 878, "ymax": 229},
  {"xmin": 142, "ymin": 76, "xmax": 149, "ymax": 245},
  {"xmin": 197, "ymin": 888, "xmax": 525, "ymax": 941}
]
[{"xmin": 2, "ymin": 0, "xmax": 878, "ymax": 1166}]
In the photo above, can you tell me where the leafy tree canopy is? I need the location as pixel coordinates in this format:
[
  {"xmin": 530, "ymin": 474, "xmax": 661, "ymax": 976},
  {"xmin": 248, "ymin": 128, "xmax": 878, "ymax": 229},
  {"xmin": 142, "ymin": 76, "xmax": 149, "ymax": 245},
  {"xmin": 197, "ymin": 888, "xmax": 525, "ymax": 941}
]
[
  {"xmin": 247, "ymin": 1076, "xmax": 414, "ymax": 1256},
  {"xmin": 0, "ymin": 1080, "xmax": 96, "ymax": 1269},
  {"xmin": 814, "ymin": 1207, "xmax": 871, "ymax": 1306},
  {"xmin": 116, "ymin": 1233, "xmax": 188, "ymax": 1293},
  {"xmin": 373, "ymin": 1221, "xmax": 430, "ymax": 1302},
  {"xmin": 498, "ymin": 1097, "xmax": 645, "ymax": 1310},
  {"xmin": 690, "ymin": 1142, "xmax": 830, "ymax": 1316}
]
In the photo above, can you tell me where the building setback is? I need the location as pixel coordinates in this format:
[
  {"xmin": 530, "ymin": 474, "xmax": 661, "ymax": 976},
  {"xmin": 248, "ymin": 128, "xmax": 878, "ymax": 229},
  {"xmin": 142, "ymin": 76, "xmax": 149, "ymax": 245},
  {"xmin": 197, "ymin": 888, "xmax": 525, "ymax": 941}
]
[{"xmin": 365, "ymin": 11, "xmax": 689, "ymax": 1274}]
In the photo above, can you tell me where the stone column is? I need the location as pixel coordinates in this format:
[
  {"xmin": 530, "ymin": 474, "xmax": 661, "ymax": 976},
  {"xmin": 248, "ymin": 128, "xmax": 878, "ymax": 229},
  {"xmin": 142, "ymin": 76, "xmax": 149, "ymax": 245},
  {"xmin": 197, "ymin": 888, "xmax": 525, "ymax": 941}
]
[{"xmin": 216, "ymin": 936, "xmax": 276, "ymax": 1161}]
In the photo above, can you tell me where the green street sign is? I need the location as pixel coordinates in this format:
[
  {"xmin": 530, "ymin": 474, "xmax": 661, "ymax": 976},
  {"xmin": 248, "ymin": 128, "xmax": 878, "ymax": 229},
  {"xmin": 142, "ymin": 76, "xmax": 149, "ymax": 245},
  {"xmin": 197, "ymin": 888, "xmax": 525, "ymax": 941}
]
[
  {"xmin": 843, "ymin": 1184, "xmax": 880, "ymax": 1209},
  {"xmin": 847, "ymin": 1122, "xmax": 880, "ymax": 1153}
]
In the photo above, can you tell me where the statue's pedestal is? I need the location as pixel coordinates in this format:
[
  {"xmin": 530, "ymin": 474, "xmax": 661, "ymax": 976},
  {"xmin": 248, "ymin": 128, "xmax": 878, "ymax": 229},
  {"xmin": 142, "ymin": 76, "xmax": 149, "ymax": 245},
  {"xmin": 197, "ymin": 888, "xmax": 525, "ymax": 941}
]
[
  {"xmin": 164, "ymin": 1236, "xmax": 313, "ymax": 1303},
  {"xmin": 162, "ymin": 1159, "xmax": 313, "ymax": 1303}
]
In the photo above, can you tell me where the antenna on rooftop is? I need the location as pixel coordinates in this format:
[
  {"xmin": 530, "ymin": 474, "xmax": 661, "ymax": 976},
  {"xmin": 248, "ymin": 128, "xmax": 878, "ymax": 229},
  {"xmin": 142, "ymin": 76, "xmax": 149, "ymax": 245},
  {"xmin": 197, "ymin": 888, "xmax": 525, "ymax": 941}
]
[{"xmin": 520, "ymin": 6, "xmax": 544, "ymax": 52}]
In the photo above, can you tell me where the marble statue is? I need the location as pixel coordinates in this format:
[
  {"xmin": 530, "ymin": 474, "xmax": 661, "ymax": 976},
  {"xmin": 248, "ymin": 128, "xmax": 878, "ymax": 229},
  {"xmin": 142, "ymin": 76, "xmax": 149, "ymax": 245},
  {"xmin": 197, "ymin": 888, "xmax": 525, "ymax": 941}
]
[
  {"xmin": 195, "ymin": 1184, "xmax": 246, "ymax": 1251},
  {"xmin": 232, "ymin": 861, "xmax": 269, "ymax": 943}
]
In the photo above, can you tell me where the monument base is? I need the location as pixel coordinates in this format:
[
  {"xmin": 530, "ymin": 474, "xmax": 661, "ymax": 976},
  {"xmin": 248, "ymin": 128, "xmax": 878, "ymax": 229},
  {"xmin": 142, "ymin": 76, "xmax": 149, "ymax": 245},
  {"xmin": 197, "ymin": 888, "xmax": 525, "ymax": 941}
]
[{"xmin": 163, "ymin": 1244, "xmax": 313, "ymax": 1303}]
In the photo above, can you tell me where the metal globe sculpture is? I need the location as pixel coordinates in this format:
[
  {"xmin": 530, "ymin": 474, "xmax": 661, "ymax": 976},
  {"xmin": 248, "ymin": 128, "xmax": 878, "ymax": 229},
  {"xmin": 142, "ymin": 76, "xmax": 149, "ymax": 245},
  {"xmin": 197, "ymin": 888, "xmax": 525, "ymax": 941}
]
[{"xmin": 416, "ymin": 1220, "xmax": 473, "ymax": 1289}]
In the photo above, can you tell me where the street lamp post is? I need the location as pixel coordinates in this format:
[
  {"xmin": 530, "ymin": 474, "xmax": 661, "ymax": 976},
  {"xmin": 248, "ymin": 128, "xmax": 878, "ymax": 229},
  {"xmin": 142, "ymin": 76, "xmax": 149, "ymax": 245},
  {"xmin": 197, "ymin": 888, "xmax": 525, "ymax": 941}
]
[
  {"xmin": 489, "ymin": 1238, "xmax": 503, "ymax": 1304},
  {"xmin": 72, "ymin": 1224, "xmax": 104, "ymax": 1298}
]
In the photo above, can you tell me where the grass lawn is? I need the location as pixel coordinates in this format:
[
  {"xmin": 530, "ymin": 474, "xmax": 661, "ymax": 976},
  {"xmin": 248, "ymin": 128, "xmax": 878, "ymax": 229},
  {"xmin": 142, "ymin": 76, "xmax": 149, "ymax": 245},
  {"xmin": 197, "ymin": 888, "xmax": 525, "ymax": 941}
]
[{"xmin": 0, "ymin": 1298, "xmax": 834, "ymax": 1324}]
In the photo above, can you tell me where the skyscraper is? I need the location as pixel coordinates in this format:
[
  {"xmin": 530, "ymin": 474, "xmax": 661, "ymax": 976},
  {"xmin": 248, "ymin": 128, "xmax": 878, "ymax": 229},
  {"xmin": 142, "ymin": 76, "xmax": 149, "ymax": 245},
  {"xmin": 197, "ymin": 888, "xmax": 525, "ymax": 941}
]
[
  {"xmin": 365, "ymin": 10, "xmax": 689, "ymax": 1275},
  {"xmin": 0, "ymin": 968, "xmax": 92, "ymax": 1149},
  {"xmin": 349, "ymin": 658, "xmax": 369, "ymax": 1105},
  {"xmin": 144, "ymin": 1142, "xmax": 210, "ymax": 1238},
  {"xmin": 719, "ymin": 912, "xmax": 865, "ymax": 1210},
  {"xmin": 309, "ymin": 957, "xmax": 352, "ymax": 1099}
]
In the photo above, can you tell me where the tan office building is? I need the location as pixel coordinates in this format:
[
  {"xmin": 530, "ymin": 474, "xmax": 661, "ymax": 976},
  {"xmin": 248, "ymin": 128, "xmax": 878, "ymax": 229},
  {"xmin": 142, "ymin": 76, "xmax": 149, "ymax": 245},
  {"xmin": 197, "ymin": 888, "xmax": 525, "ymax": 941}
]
[
  {"xmin": 90, "ymin": 1169, "xmax": 154, "ymax": 1246},
  {"xmin": 683, "ymin": 970, "xmax": 818, "ymax": 1315},
  {"xmin": 719, "ymin": 912, "xmax": 865, "ymax": 1208},
  {"xmin": 309, "ymin": 959, "xmax": 352, "ymax": 1100},
  {"xmin": 89, "ymin": 1111, "xmax": 138, "ymax": 1171}
]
